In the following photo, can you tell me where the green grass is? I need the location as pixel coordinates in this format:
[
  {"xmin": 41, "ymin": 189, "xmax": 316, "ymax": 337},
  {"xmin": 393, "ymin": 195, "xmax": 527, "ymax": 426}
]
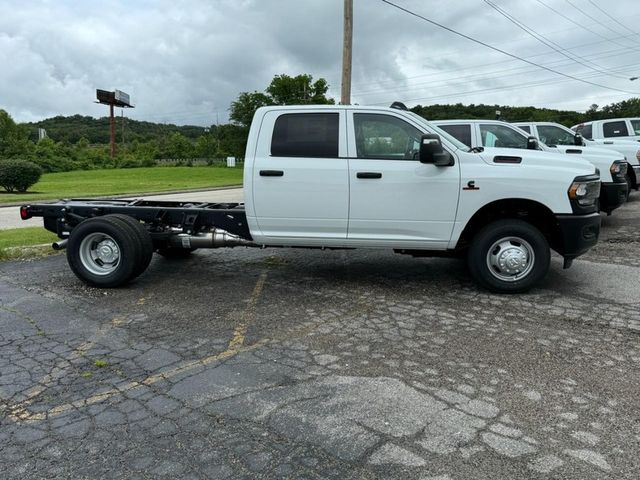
[
  {"xmin": 0, "ymin": 166, "xmax": 243, "ymax": 205},
  {"xmin": 0, "ymin": 227, "xmax": 58, "ymax": 261}
]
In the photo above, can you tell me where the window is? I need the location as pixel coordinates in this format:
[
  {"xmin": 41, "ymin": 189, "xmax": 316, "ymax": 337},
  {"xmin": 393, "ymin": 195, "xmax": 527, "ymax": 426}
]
[
  {"xmin": 354, "ymin": 113, "xmax": 423, "ymax": 159},
  {"xmin": 536, "ymin": 125, "xmax": 576, "ymax": 146},
  {"xmin": 517, "ymin": 125, "xmax": 531, "ymax": 134},
  {"xmin": 271, "ymin": 113, "xmax": 339, "ymax": 157},
  {"xmin": 630, "ymin": 119, "xmax": 640, "ymax": 136},
  {"xmin": 575, "ymin": 123, "xmax": 592, "ymax": 140},
  {"xmin": 602, "ymin": 121, "xmax": 629, "ymax": 138},
  {"xmin": 438, "ymin": 124, "xmax": 472, "ymax": 147},
  {"xmin": 479, "ymin": 124, "xmax": 529, "ymax": 149}
]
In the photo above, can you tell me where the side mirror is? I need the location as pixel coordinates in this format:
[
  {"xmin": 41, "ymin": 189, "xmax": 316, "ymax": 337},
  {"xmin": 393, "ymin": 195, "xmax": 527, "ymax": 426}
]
[
  {"xmin": 526, "ymin": 136, "xmax": 539, "ymax": 150},
  {"xmin": 420, "ymin": 134, "xmax": 453, "ymax": 166},
  {"xmin": 574, "ymin": 133, "xmax": 584, "ymax": 146}
]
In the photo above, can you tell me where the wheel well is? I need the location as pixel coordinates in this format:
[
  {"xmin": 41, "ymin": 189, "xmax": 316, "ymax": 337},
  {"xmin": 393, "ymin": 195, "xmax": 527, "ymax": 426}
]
[{"xmin": 457, "ymin": 199, "xmax": 561, "ymax": 252}]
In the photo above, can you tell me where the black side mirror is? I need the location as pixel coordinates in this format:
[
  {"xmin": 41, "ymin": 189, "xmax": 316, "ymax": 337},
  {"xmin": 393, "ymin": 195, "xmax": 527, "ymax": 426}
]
[
  {"xmin": 574, "ymin": 133, "xmax": 584, "ymax": 146},
  {"xmin": 526, "ymin": 136, "xmax": 539, "ymax": 150},
  {"xmin": 420, "ymin": 134, "xmax": 453, "ymax": 166}
]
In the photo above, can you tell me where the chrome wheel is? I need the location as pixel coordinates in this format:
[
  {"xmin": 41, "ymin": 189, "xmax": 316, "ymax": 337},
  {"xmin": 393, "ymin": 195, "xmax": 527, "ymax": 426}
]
[
  {"xmin": 486, "ymin": 236, "xmax": 535, "ymax": 282},
  {"xmin": 78, "ymin": 233, "xmax": 121, "ymax": 276}
]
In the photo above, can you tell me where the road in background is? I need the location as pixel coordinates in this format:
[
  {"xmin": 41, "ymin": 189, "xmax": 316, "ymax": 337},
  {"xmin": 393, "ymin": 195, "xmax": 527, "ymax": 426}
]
[{"xmin": 0, "ymin": 188, "xmax": 244, "ymax": 230}]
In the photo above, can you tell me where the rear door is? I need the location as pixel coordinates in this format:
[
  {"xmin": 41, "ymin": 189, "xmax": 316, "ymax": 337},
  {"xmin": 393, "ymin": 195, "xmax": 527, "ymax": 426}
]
[
  {"xmin": 251, "ymin": 109, "xmax": 349, "ymax": 240},
  {"xmin": 346, "ymin": 111, "xmax": 460, "ymax": 247}
]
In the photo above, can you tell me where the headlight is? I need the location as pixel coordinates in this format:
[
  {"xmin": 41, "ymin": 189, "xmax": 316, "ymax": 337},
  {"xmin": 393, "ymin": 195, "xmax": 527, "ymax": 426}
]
[
  {"xmin": 610, "ymin": 161, "xmax": 628, "ymax": 182},
  {"xmin": 568, "ymin": 175, "xmax": 600, "ymax": 208}
]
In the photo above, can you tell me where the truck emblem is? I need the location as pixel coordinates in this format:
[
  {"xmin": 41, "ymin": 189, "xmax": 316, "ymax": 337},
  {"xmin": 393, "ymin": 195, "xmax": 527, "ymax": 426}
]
[{"xmin": 463, "ymin": 181, "xmax": 479, "ymax": 191}]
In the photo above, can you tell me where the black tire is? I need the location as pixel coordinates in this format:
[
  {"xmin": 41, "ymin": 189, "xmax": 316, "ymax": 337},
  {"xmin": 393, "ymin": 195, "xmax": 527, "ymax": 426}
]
[
  {"xmin": 467, "ymin": 219, "xmax": 550, "ymax": 293},
  {"xmin": 108, "ymin": 214, "xmax": 154, "ymax": 278},
  {"xmin": 67, "ymin": 216, "xmax": 142, "ymax": 288},
  {"xmin": 624, "ymin": 174, "xmax": 632, "ymax": 201},
  {"xmin": 156, "ymin": 246, "xmax": 197, "ymax": 258}
]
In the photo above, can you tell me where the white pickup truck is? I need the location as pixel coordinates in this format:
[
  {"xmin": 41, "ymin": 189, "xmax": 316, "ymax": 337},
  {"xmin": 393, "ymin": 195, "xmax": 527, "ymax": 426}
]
[
  {"xmin": 21, "ymin": 104, "xmax": 601, "ymax": 293},
  {"xmin": 434, "ymin": 119, "xmax": 628, "ymax": 214},
  {"xmin": 569, "ymin": 118, "xmax": 640, "ymax": 191}
]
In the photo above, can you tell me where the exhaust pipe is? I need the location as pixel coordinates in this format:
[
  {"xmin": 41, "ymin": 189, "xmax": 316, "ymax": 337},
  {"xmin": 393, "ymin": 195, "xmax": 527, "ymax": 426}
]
[
  {"xmin": 52, "ymin": 239, "xmax": 68, "ymax": 250},
  {"xmin": 169, "ymin": 229, "xmax": 257, "ymax": 249}
]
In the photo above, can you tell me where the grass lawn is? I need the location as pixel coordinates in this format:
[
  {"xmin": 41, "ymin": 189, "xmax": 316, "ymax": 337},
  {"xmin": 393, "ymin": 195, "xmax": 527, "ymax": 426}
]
[
  {"xmin": 0, "ymin": 227, "xmax": 59, "ymax": 261},
  {"xmin": 0, "ymin": 166, "xmax": 243, "ymax": 205}
]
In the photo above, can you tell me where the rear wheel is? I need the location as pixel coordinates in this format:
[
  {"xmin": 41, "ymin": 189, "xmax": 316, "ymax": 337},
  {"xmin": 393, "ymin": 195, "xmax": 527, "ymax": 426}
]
[
  {"xmin": 67, "ymin": 216, "xmax": 142, "ymax": 287},
  {"xmin": 108, "ymin": 214, "xmax": 154, "ymax": 278},
  {"xmin": 467, "ymin": 219, "xmax": 550, "ymax": 293}
]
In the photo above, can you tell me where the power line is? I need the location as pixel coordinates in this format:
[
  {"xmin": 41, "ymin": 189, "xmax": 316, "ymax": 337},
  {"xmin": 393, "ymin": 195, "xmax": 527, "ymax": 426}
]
[
  {"xmin": 379, "ymin": 0, "xmax": 639, "ymax": 95},
  {"xmin": 564, "ymin": 0, "xmax": 630, "ymax": 39},
  {"xmin": 586, "ymin": 0, "xmax": 638, "ymax": 36},
  {"xmin": 483, "ymin": 0, "xmax": 628, "ymax": 79},
  {"xmin": 534, "ymin": 0, "xmax": 638, "ymax": 51}
]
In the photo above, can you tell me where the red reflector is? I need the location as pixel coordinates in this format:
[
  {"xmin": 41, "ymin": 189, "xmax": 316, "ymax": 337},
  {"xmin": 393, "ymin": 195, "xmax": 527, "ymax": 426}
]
[{"xmin": 20, "ymin": 206, "xmax": 31, "ymax": 220}]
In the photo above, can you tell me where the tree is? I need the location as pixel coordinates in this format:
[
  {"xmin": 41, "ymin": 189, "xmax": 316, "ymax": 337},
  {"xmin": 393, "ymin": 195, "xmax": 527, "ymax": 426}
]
[
  {"xmin": 229, "ymin": 92, "xmax": 273, "ymax": 128},
  {"xmin": 0, "ymin": 109, "xmax": 33, "ymax": 158},
  {"xmin": 229, "ymin": 73, "xmax": 335, "ymax": 128}
]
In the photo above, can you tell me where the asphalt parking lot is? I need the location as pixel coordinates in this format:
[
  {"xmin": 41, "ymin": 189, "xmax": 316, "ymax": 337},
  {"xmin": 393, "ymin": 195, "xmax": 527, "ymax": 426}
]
[{"xmin": 1, "ymin": 196, "xmax": 639, "ymax": 479}]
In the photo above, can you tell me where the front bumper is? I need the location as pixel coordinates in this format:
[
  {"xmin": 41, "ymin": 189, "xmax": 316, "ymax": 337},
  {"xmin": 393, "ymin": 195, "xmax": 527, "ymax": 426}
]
[
  {"xmin": 554, "ymin": 212, "xmax": 601, "ymax": 261},
  {"xmin": 599, "ymin": 182, "xmax": 628, "ymax": 214}
]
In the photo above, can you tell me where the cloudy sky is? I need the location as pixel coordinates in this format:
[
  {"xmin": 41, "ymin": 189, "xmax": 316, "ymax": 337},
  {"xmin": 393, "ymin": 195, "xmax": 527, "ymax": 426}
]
[{"xmin": 1, "ymin": 0, "xmax": 639, "ymax": 126}]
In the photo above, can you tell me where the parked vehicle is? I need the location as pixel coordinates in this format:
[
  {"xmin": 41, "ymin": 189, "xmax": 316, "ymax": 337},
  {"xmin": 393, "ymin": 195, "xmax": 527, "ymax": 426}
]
[
  {"xmin": 568, "ymin": 119, "xmax": 640, "ymax": 191},
  {"xmin": 571, "ymin": 118, "xmax": 640, "ymax": 142},
  {"xmin": 434, "ymin": 119, "xmax": 627, "ymax": 214},
  {"xmin": 20, "ymin": 104, "xmax": 601, "ymax": 293}
]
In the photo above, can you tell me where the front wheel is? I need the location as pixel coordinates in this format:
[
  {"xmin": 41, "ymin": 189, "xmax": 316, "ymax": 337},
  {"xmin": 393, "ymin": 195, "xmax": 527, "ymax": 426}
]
[{"xmin": 467, "ymin": 220, "xmax": 550, "ymax": 293}]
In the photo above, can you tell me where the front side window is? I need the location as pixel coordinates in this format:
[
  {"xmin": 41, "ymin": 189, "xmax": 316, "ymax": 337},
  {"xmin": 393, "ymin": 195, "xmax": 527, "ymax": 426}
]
[
  {"xmin": 602, "ymin": 121, "xmax": 629, "ymax": 138},
  {"xmin": 630, "ymin": 119, "xmax": 640, "ymax": 135},
  {"xmin": 537, "ymin": 125, "xmax": 576, "ymax": 146},
  {"xmin": 479, "ymin": 124, "xmax": 529, "ymax": 149},
  {"xmin": 271, "ymin": 113, "xmax": 339, "ymax": 157},
  {"xmin": 575, "ymin": 123, "xmax": 593, "ymax": 139},
  {"xmin": 354, "ymin": 113, "xmax": 423, "ymax": 159},
  {"xmin": 438, "ymin": 124, "xmax": 472, "ymax": 147}
]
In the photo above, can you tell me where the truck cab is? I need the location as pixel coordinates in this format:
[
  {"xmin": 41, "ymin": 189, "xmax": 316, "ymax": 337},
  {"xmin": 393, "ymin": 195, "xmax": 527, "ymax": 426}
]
[{"xmin": 434, "ymin": 119, "xmax": 628, "ymax": 214}]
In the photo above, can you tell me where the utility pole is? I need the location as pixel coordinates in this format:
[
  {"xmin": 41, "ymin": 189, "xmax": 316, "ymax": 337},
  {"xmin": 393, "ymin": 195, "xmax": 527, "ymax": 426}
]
[
  {"xmin": 109, "ymin": 103, "xmax": 116, "ymax": 157},
  {"xmin": 121, "ymin": 109, "xmax": 125, "ymax": 146},
  {"xmin": 341, "ymin": 0, "xmax": 353, "ymax": 105}
]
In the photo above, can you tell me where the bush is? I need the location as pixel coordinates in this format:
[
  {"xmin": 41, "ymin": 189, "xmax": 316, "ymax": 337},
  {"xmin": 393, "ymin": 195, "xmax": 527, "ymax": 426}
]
[{"xmin": 0, "ymin": 159, "xmax": 43, "ymax": 192}]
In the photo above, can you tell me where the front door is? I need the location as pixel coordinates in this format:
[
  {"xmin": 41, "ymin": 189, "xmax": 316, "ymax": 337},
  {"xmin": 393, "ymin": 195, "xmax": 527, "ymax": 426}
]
[{"xmin": 347, "ymin": 111, "xmax": 460, "ymax": 248}]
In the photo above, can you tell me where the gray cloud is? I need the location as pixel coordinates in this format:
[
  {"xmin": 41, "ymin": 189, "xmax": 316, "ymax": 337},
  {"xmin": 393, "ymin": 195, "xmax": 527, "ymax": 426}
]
[{"xmin": 1, "ymin": 0, "xmax": 639, "ymax": 126}]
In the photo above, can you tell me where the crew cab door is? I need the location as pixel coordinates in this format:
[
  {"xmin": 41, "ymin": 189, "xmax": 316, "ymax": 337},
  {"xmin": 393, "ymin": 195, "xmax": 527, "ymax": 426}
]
[
  {"xmin": 251, "ymin": 109, "xmax": 349, "ymax": 239},
  {"xmin": 346, "ymin": 111, "xmax": 460, "ymax": 247}
]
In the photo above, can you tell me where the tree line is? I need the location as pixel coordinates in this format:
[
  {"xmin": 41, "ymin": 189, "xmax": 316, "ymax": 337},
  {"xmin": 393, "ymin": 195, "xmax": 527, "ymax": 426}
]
[{"xmin": 2, "ymin": 72, "xmax": 639, "ymax": 173}]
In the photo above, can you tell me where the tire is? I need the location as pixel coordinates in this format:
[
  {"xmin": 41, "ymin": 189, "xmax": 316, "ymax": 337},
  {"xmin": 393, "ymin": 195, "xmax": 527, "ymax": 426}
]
[
  {"xmin": 156, "ymin": 246, "xmax": 197, "ymax": 258},
  {"xmin": 624, "ymin": 174, "xmax": 632, "ymax": 201},
  {"xmin": 108, "ymin": 214, "xmax": 154, "ymax": 279},
  {"xmin": 467, "ymin": 219, "xmax": 550, "ymax": 293},
  {"xmin": 66, "ymin": 216, "xmax": 143, "ymax": 288}
]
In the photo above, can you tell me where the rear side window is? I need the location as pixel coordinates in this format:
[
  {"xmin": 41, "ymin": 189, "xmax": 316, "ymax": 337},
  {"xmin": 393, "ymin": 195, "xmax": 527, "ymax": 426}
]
[
  {"xmin": 630, "ymin": 119, "xmax": 640, "ymax": 135},
  {"xmin": 574, "ymin": 123, "xmax": 592, "ymax": 139},
  {"xmin": 438, "ymin": 124, "xmax": 472, "ymax": 147},
  {"xmin": 602, "ymin": 121, "xmax": 629, "ymax": 138},
  {"xmin": 271, "ymin": 113, "xmax": 339, "ymax": 157},
  {"xmin": 517, "ymin": 125, "xmax": 531, "ymax": 133}
]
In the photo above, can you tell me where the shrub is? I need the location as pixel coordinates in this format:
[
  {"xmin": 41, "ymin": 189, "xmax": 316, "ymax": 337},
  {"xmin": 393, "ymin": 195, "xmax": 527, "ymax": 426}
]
[{"xmin": 0, "ymin": 159, "xmax": 43, "ymax": 192}]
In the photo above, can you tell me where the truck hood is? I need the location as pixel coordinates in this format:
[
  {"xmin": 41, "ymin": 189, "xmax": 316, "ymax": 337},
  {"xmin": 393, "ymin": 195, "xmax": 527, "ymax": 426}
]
[
  {"xmin": 585, "ymin": 139, "xmax": 640, "ymax": 166},
  {"xmin": 477, "ymin": 147, "xmax": 596, "ymax": 174}
]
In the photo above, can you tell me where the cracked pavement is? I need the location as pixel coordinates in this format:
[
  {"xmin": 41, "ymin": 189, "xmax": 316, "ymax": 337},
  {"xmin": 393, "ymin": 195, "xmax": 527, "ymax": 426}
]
[{"xmin": 1, "ymin": 195, "xmax": 640, "ymax": 479}]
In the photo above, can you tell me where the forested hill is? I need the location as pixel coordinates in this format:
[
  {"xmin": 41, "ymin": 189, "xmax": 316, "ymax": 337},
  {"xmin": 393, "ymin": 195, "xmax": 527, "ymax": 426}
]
[
  {"xmin": 411, "ymin": 98, "xmax": 640, "ymax": 127},
  {"xmin": 23, "ymin": 115, "xmax": 206, "ymax": 144},
  {"xmin": 411, "ymin": 103, "xmax": 584, "ymax": 126}
]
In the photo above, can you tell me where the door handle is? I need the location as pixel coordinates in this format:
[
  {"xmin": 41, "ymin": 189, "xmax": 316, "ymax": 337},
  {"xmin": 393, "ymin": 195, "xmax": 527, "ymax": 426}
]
[
  {"xmin": 259, "ymin": 170, "xmax": 284, "ymax": 177},
  {"xmin": 356, "ymin": 172, "xmax": 382, "ymax": 179}
]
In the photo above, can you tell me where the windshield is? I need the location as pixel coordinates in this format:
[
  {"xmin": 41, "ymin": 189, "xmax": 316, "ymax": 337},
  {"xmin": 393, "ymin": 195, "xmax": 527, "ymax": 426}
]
[
  {"xmin": 404, "ymin": 111, "xmax": 469, "ymax": 151},
  {"xmin": 536, "ymin": 125, "xmax": 576, "ymax": 146}
]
